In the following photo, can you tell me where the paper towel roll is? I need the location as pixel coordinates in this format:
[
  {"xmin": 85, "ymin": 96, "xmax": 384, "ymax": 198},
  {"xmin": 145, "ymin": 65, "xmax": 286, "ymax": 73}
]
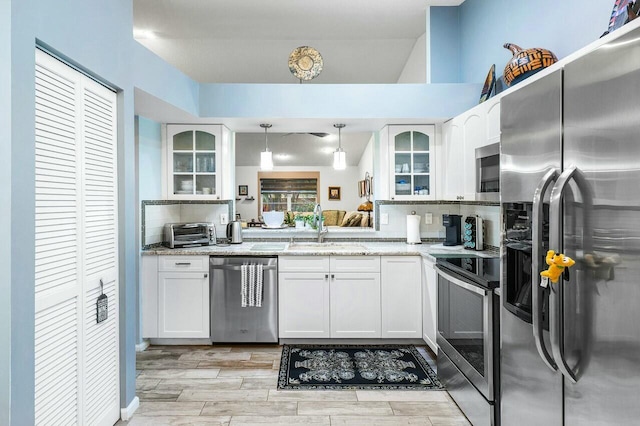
[{"xmin": 406, "ymin": 214, "xmax": 421, "ymax": 244}]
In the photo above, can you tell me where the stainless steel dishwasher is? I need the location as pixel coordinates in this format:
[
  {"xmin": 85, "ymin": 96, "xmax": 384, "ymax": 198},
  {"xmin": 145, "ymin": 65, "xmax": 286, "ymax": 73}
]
[{"xmin": 210, "ymin": 256, "xmax": 278, "ymax": 343}]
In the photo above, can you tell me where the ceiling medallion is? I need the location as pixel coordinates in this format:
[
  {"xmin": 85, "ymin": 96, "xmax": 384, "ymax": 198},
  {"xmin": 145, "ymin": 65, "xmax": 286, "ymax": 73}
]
[{"xmin": 288, "ymin": 46, "xmax": 323, "ymax": 82}]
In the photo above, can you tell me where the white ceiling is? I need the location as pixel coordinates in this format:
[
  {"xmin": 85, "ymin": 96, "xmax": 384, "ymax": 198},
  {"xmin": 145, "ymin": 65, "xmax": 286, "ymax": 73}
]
[
  {"xmin": 133, "ymin": 0, "xmax": 464, "ymax": 84},
  {"xmin": 235, "ymin": 131, "xmax": 372, "ymax": 167}
]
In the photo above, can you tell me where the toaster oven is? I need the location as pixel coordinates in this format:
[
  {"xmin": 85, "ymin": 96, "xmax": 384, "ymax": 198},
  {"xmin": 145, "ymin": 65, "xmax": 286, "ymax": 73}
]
[{"xmin": 163, "ymin": 223, "xmax": 216, "ymax": 248}]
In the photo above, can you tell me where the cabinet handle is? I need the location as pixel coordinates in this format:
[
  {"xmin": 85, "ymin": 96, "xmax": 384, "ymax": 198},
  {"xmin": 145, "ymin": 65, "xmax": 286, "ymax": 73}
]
[
  {"xmin": 175, "ymin": 262, "xmax": 191, "ymax": 266},
  {"xmin": 204, "ymin": 273, "xmax": 208, "ymax": 278}
]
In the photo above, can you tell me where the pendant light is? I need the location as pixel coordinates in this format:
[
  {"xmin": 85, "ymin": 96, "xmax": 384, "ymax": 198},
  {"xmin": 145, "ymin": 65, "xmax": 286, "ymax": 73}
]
[
  {"xmin": 260, "ymin": 123, "xmax": 273, "ymax": 170},
  {"xmin": 333, "ymin": 124, "xmax": 346, "ymax": 170}
]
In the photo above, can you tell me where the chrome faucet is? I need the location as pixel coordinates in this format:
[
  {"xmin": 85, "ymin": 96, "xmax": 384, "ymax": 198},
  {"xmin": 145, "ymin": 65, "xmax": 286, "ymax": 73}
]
[{"xmin": 313, "ymin": 203, "xmax": 328, "ymax": 243}]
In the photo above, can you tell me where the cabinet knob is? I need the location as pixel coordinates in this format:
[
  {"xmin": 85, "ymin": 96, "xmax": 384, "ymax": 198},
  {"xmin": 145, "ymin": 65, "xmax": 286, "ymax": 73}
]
[
  {"xmin": 204, "ymin": 273, "xmax": 208, "ymax": 278},
  {"xmin": 331, "ymin": 274, "xmax": 335, "ymax": 279},
  {"xmin": 325, "ymin": 274, "xmax": 329, "ymax": 279}
]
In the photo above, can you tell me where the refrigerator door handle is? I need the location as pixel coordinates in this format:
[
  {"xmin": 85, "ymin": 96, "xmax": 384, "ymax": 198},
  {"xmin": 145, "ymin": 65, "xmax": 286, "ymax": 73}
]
[
  {"xmin": 548, "ymin": 165, "xmax": 593, "ymax": 384},
  {"xmin": 532, "ymin": 168, "xmax": 559, "ymax": 371}
]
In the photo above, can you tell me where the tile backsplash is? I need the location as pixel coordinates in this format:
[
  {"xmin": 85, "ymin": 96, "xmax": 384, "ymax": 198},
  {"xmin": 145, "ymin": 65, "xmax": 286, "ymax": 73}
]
[
  {"xmin": 141, "ymin": 199, "xmax": 501, "ymax": 249},
  {"xmin": 376, "ymin": 201, "xmax": 500, "ymax": 248},
  {"xmin": 141, "ymin": 200, "xmax": 232, "ymax": 248}
]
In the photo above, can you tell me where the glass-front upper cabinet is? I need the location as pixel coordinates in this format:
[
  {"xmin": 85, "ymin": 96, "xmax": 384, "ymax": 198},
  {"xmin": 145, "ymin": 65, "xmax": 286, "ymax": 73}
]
[
  {"xmin": 166, "ymin": 125, "xmax": 222, "ymax": 199},
  {"xmin": 388, "ymin": 125, "xmax": 436, "ymax": 200}
]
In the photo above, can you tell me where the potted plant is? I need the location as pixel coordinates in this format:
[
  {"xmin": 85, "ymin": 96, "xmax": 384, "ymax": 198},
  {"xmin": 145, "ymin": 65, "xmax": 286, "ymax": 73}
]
[
  {"xmin": 305, "ymin": 214, "xmax": 325, "ymax": 229},
  {"xmin": 294, "ymin": 213, "xmax": 305, "ymax": 228},
  {"xmin": 284, "ymin": 211, "xmax": 296, "ymax": 227}
]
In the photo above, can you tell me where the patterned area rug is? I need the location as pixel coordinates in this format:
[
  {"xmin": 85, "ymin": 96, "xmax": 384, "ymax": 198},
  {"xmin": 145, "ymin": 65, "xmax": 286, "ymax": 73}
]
[{"xmin": 278, "ymin": 345, "xmax": 443, "ymax": 390}]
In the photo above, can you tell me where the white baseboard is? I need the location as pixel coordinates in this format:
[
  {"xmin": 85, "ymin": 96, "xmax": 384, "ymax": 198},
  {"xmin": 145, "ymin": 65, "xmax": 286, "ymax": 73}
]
[
  {"xmin": 135, "ymin": 340, "xmax": 150, "ymax": 352},
  {"xmin": 149, "ymin": 338, "xmax": 212, "ymax": 345},
  {"xmin": 120, "ymin": 396, "xmax": 139, "ymax": 421},
  {"xmin": 423, "ymin": 335, "xmax": 438, "ymax": 355}
]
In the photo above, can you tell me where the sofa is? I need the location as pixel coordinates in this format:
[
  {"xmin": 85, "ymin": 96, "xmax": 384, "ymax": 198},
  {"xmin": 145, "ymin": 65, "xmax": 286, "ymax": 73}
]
[{"xmin": 289, "ymin": 210, "xmax": 369, "ymax": 227}]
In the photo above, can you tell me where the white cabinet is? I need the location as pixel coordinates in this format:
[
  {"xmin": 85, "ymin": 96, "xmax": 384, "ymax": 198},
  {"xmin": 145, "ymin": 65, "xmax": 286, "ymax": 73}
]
[
  {"xmin": 141, "ymin": 255, "xmax": 159, "ymax": 338},
  {"xmin": 166, "ymin": 124, "xmax": 232, "ymax": 200},
  {"xmin": 441, "ymin": 119, "xmax": 463, "ymax": 200},
  {"xmin": 158, "ymin": 271, "xmax": 210, "ymax": 338},
  {"xmin": 279, "ymin": 255, "xmax": 381, "ymax": 338},
  {"xmin": 422, "ymin": 257, "xmax": 438, "ymax": 353},
  {"xmin": 441, "ymin": 110, "xmax": 482, "ymax": 201},
  {"xmin": 381, "ymin": 256, "xmax": 422, "ymax": 338},
  {"xmin": 440, "ymin": 97, "xmax": 502, "ymax": 201},
  {"xmin": 330, "ymin": 257, "xmax": 381, "ymax": 338},
  {"xmin": 142, "ymin": 255, "xmax": 210, "ymax": 339},
  {"xmin": 330, "ymin": 273, "xmax": 381, "ymax": 338},
  {"xmin": 485, "ymin": 97, "xmax": 501, "ymax": 144},
  {"xmin": 383, "ymin": 125, "xmax": 437, "ymax": 200},
  {"xmin": 278, "ymin": 272, "xmax": 331, "ymax": 338}
]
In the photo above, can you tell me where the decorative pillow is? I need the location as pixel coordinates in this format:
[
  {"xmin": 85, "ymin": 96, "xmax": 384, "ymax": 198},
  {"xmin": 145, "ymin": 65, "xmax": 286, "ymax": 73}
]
[
  {"xmin": 340, "ymin": 211, "xmax": 362, "ymax": 227},
  {"xmin": 340, "ymin": 211, "xmax": 359, "ymax": 227},
  {"xmin": 350, "ymin": 213, "xmax": 364, "ymax": 227},
  {"xmin": 322, "ymin": 210, "xmax": 340, "ymax": 226}
]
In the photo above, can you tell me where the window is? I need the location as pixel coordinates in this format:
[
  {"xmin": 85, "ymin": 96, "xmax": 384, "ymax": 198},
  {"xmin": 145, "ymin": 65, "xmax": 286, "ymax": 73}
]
[{"xmin": 258, "ymin": 172, "xmax": 319, "ymax": 213}]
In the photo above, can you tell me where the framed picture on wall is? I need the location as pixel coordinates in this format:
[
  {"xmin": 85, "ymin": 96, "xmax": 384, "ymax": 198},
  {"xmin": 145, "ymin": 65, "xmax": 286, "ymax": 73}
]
[
  {"xmin": 328, "ymin": 186, "xmax": 341, "ymax": 200},
  {"xmin": 238, "ymin": 185, "xmax": 248, "ymax": 196}
]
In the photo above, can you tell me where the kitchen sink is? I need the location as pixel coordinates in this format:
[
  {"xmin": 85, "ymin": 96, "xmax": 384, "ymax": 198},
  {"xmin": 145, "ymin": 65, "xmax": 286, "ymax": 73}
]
[
  {"xmin": 287, "ymin": 242, "xmax": 368, "ymax": 251},
  {"xmin": 250, "ymin": 243, "xmax": 287, "ymax": 251}
]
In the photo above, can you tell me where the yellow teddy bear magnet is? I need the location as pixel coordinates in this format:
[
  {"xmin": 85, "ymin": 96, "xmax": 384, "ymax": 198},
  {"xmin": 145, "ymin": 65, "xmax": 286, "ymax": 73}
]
[{"xmin": 540, "ymin": 250, "xmax": 575, "ymax": 284}]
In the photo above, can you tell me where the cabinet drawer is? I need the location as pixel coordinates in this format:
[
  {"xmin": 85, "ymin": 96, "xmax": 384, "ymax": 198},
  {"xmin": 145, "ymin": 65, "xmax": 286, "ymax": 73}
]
[
  {"xmin": 279, "ymin": 256, "xmax": 330, "ymax": 272},
  {"xmin": 330, "ymin": 255, "xmax": 380, "ymax": 273},
  {"xmin": 158, "ymin": 255, "xmax": 209, "ymax": 272}
]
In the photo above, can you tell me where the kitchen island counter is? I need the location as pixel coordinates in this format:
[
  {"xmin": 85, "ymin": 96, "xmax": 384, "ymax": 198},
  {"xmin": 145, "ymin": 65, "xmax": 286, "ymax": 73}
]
[{"xmin": 142, "ymin": 241, "xmax": 496, "ymax": 260}]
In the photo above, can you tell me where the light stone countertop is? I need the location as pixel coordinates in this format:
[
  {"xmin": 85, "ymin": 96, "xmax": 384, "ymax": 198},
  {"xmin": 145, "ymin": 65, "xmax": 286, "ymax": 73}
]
[{"xmin": 142, "ymin": 241, "xmax": 497, "ymax": 262}]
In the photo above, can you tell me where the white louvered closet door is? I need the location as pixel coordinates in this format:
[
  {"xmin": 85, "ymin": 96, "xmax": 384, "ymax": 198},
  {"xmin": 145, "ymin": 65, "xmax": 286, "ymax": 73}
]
[{"xmin": 35, "ymin": 49, "xmax": 119, "ymax": 426}]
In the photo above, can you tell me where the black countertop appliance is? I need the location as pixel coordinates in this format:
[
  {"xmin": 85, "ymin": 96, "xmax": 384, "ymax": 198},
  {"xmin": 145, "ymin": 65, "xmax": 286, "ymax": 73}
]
[{"xmin": 442, "ymin": 214, "xmax": 462, "ymax": 246}]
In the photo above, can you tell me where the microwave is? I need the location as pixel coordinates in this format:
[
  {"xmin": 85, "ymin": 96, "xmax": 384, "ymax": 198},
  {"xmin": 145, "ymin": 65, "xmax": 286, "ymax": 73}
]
[{"xmin": 475, "ymin": 142, "xmax": 500, "ymax": 201}]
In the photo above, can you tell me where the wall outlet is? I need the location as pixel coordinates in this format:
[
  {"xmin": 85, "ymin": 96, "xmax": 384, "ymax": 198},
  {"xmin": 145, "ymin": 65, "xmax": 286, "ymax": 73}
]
[
  {"xmin": 220, "ymin": 213, "xmax": 228, "ymax": 225},
  {"xmin": 380, "ymin": 213, "xmax": 389, "ymax": 225},
  {"xmin": 425, "ymin": 212, "xmax": 433, "ymax": 225}
]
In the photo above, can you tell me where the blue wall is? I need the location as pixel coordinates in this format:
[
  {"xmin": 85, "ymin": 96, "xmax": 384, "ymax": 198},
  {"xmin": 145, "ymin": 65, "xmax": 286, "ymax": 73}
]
[
  {"xmin": 199, "ymin": 83, "xmax": 479, "ymax": 119},
  {"xmin": 457, "ymin": 0, "xmax": 613, "ymax": 83},
  {"xmin": 138, "ymin": 117, "xmax": 163, "ymax": 200},
  {"xmin": 430, "ymin": 7, "xmax": 461, "ymax": 84},
  {"xmin": 6, "ymin": 0, "xmax": 199, "ymax": 421},
  {"xmin": 1, "ymin": 0, "xmax": 11, "ymax": 423}
]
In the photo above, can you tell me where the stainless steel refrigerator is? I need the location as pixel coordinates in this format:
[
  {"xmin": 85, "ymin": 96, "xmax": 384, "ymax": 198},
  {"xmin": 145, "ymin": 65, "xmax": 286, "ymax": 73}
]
[{"xmin": 500, "ymin": 26, "xmax": 640, "ymax": 425}]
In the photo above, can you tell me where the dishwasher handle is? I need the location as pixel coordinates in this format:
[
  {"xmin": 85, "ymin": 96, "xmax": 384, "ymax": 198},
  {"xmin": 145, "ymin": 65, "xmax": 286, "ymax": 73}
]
[{"xmin": 210, "ymin": 264, "xmax": 277, "ymax": 271}]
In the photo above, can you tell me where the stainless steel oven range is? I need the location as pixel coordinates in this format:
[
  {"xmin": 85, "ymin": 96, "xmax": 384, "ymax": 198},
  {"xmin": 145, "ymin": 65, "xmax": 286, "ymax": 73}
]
[{"xmin": 436, "ymin": 256, "xmax": 500, "ymax": 426}]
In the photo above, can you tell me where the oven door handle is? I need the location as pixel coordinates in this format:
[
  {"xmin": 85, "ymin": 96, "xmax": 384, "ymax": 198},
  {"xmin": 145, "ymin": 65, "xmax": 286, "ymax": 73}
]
[
  {"xmin": 435, "ymin": 266, "xmax": 488, "ymax": 296},
  {"xmin": 210, "ymin": 264, "xmax": 277, "ymax": 271},
  {"xmin": 532, "ymin": 168, "xmax": 558, "ymax": 372}
]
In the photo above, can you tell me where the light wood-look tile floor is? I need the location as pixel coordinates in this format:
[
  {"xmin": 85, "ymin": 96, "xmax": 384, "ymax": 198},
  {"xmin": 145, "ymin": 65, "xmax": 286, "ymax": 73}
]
[{"xmin": 117, "ymin": 345, "xmax": 470, "ymax": 426}]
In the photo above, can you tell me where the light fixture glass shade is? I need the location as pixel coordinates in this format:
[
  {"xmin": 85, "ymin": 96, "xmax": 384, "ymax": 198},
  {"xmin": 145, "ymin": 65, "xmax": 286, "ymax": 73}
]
[
  {"xmin": 333, "ymin": 123, "xmax": 347, "ymax": 170},
  {"xmin": 259, "ymin": 123, "xmax": 273, "ymax": 170},
  {"xmin": 333, "ymin": 149, "xmax": 346, "ymax": 170},
  {"xmin": 261, "ymin": 150, "xmax": 273, "ymax": 170}
]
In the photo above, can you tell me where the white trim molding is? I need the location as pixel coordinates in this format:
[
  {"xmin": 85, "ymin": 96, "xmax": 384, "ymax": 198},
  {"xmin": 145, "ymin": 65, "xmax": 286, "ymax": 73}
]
[
  {"xmin": 120, "ymin": 396, "xmax": 140, "ymax": 422},
  {"xmin": 135, "ymin": 340, "xmax": 150, "ymax": 352}
]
